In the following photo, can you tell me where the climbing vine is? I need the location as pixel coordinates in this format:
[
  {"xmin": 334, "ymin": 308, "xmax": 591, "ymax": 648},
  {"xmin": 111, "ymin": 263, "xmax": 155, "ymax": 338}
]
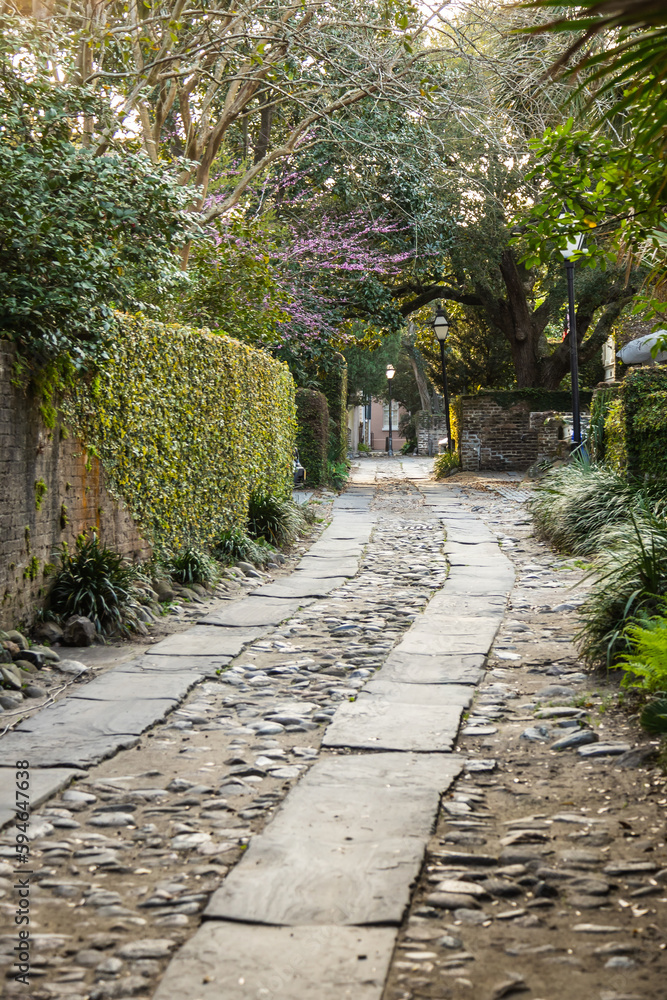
[{"xmin": 60, "ymin": 313, "xmax": 297, "ymax": 551}]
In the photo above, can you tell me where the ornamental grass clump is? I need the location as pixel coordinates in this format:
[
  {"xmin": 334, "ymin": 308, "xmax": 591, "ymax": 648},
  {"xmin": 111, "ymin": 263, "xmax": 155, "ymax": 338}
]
[
  {"xmin": 530, "ymin": 458, "xmax": 667, "ymax": 556},
  {"xmin": 213, "ymin": 528, "xmax": 274, "ymax": 568},
  {"xmin": 48, "ymin": 531, "xmax": 142, "ymax": 636},
  {"xmin": 577, "ymin": 512, "xmax": 667, "ymax": 668},
  {"xmin": 434, "ymin": 452, "xmax": 461, "ymax": 479},
  {"xmin": 247, "ymin": 492, "xmax": 308, "ymax": 548},
  {"xmin": 168, "ymin": 546, "xmax": 218, "ymax": 587}
]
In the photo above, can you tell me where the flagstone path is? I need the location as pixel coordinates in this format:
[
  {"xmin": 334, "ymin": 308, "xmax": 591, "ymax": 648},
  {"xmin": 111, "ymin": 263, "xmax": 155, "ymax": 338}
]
[
  {"xmin": 0, "ymin": 457, "xmax": 515, "ymax": 999},
  {"xmin": 152, "ymin": 462, "xmax": 513, "ymax": 999}
]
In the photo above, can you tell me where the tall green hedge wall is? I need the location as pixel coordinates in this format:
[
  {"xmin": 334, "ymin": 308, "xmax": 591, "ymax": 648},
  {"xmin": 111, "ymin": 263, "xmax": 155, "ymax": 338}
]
[
  {"xmin": 593, "ymin": 367, "xmax": 667, "ymax": 480},
  {"xmin": 319, "ymin": 354, "xmax": 348, "ymax": 463},
  {"xmin": 295, "ymin": 388, "xmax": 329, "ymax": 487},
  {"xmin": 61, "ymin": 313, "xmax": 296, "ymax": 549}
]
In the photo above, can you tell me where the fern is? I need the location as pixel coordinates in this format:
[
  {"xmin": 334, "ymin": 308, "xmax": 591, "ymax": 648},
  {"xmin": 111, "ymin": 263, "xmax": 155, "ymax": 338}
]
[{"xmin": 620, "ymin": 607, "xmax": 667, "ymax": 691}]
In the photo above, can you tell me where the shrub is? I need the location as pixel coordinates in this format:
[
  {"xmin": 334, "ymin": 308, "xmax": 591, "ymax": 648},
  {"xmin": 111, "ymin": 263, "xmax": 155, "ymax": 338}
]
[
  {"xmin": 434, "ymin": 452, "xmax": 461, "ymax": 479},
  {"xmin": 247, "ymin": 492, "xmax": 308, "ymax": 547},
  {"xmin": 328, "ymin": 460, "xmax": 350, "ymax": 492},
  {"xmin": 48, "ymin": 532, "xmax": 142, "ymax": 636},
  {"xmin": 295, "ymin": 388, "xmax": 329, "ymax": 486},
  {"xmin": 168, "ymin": 547, "xmax": 218, "ymax": 586},
  {"xmin": 530, "ymin": 457, "xmax": 667, "ymax": 556},
  {"xmin": 320, "ymin": 355, "xmax": 348, "ymax": 463},
  {"xmin": 213, "ymin": 528, "xmax": 274, "ymax": 568},
  {"xmin": 0, "ymin": 24, "xmax": 193, "ymax": 362},
  {"xmin": 577, "ymin": 512, "xmax": 667, "ymax": 667}
]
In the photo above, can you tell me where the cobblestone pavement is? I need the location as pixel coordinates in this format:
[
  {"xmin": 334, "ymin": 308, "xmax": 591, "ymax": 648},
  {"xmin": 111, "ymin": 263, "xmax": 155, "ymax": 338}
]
[
  {"xmin": 383, "ymin": 473, "xmax": 667, "ymax": 1000},
  {"xmin": 1, "ymin": 458, "xmax": 665, "ymax": 1000},
  {"xmin": 0, "ymin": 458, "xmax": 463, "ymax": 998}
]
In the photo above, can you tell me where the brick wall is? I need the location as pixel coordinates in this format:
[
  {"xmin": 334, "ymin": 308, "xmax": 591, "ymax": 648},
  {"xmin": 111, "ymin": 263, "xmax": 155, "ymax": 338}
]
[
  {"xmin": 459, "ymin": 396, "xmax": 575, "ymax": 471},
  {"xmin": 0, "ymin": 340, "xmax": 150, "ymax": 629}
]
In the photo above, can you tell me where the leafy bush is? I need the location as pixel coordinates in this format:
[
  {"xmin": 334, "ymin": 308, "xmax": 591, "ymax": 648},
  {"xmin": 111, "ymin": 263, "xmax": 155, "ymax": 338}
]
[
  {"xmin": 168, "ymin": 547, "xmax": 218, "ymax": 586},
  {"xmin": 434, "ymin": 451, "xmax": 461, "ymax": 479},
  {"xmin": 295, "ymin": 388, "xmax": 329, "ymax": 486},
  {"xmin": 48, "ymin": 532, "xmax": 142, "ymax": 636},
  {"xmin": 530, "ymin": 458, "xmax": 667, "ymax": 556},
  {"xmin": 0, "ymin": 22, "xmax": 193, "ymax": 361},
  {"xmin": 247, "ymin": 492, "xmax": 308, "ymax": 547},
  {"xmin": 328, "ymin": 460, "xmax": 350, "ymax": 492},
  {"xmin": 213, "ymin": 528, "xmax": 274, "ymax": 568},
  {"xmin": 620, "ymin": 607, "xmax": 667, "ymax": 692},
  {"xmin": 640, "ymin": 699, "xmax": 667, "ymax": 735},
  {"xmin": 577, "ymin": 512, "xmax": 667, "ymax": 667}
]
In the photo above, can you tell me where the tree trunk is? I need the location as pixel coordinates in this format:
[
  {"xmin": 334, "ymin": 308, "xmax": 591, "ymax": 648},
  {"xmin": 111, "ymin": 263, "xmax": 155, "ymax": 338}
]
[
  {"xmin": 254, "ymin": 93, "xmax": 274, "ymax": 165},
  {"xmin": 404, "ymin": 330, "xmax": 433, "ymax": 411}
]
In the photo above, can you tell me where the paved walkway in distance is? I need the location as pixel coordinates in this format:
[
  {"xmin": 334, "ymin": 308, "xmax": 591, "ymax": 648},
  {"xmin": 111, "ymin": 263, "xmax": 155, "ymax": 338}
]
[
  {"xmin": 0, "ymin": 457, "xmax": 514, "ymax": 1000},
  {"xmin": 154, "ymin": 459, "xmax": 514, "ymax": 999}
]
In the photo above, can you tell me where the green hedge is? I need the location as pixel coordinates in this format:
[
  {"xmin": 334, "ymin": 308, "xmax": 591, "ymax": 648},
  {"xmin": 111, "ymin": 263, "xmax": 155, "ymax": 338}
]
[
  {"xmin": 295, "ymin": 388, "xmax": 329, "ymax": 487},
  {"xmin": 61, "ymin": 313, "xmax": 296, "ymax": 550},
  {"xmin": 485, "ymin": 389, "xmax": 594, "ymax": 412},
  {"xmin": 320, "ymin": 354, "xmax": 348, "ymax": 462},
  {"xmin": 623, "ymin": 367, "xmax": 667, "ymax": 479}
]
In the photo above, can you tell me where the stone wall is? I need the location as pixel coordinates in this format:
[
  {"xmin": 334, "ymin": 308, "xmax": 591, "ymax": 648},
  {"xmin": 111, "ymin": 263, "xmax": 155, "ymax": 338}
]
[
  {"xmin": 416, "ymin": 413, "xmax": 450, "ymax": 457},
  {"xmin": 458, "ymin": 395, "xmax": 575, "ymax": 471},
  {"xmin": 0, "ymin": 340, "xmax": 149, "ymax": 629}
]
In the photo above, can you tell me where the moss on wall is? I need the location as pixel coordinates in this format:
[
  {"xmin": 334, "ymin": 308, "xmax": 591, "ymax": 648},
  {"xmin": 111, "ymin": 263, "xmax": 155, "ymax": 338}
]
[
  {"xmin": 295, "ymin": 388, "xmax": 329, "ymax": 487},
  {"xmin": 61, "ymin": 313, "xmax": 296, "ymax": 550}
]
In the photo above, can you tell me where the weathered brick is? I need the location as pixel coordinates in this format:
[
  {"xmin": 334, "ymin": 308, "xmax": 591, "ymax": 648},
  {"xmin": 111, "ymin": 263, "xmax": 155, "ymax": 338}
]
[{"xmin": 0, "ymin": 341, "xmax": 150, "ymax": 629}]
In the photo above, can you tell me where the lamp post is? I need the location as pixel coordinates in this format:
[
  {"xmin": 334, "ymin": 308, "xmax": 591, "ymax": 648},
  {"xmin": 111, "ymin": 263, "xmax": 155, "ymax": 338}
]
[
  {"xmin": 432, "ymin": 308, "xmax": 452, "ymax": 453},
  {"xmin": 386, "ymin": 363, "xmax": 395, "ymax": 456},
  {"xmin": 560, "ymin": 230, "xmax": 585, "ymax": 449}
]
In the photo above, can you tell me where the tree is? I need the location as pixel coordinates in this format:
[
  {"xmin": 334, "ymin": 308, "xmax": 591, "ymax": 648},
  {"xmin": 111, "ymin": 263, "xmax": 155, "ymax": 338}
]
[
  {"xmin": 0, "ymin": 25, "xmax": 194, "ymax": 360},
  {"xmin": 277, "ymin": 2, "xmax": 638, "ymax": 388},
  {"xmin": 41, "ymin": 0, "xmax": 443, "ymax": 225},
  {"xmin": 527, "ymin": 0, "xmax": 667, "ymax": 154}
]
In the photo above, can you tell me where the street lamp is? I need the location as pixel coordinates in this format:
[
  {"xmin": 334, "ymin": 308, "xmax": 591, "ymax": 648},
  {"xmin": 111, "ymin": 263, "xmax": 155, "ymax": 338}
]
[
  {"xmin": 386, "ymin": 363, "xmax": 395, "ymax": 456},
  {"xmin": 432, "ymin": 308, "xmax": 453, "ymax": 453},
  {"xmin": 560, "ymin": 228, "xmax": 585, "ymax": 449}
]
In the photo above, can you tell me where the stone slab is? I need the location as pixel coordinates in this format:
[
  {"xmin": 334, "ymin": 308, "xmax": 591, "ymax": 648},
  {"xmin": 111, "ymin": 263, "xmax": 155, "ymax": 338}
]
[
  {"xmin": 67, "ymin": 668, "xmax": 197, "ymax": 703},
  {"xmin": 399, "ymin": 617, "xmax": 501, "ymax": 656},
  {"xmin": 425, "ymin": 592, "xmax": 507, "ymax": 618},
  {"xmin": 148, "ymin": 624, "xmax": 271, "ymax": 656},
  {"xmin": 205, "ymin": 752, "xmax": 462, "ymax": 925},
  {"xmin": 0, "ymin": 694, "xmax": 178, "ymax": 768},
  {"xmin": 254, "ymin": 577, "xmax": 348, "ymax": 599},
  {"xmin": 294, "ymin": 557, "xmax": 359, "ymax": 579},
  {"xmin": 119, "ymin": 655, "xmax": 230, "ymax": 674},
  {"xmin": 378, "ymin": 651, "xmax": 486, "ymax": 686},
  {"xmin": 446, "ymin": 542, "xmax": 509, "ymax": 567},
  {"xmin": 359, "ymin": 679, "xmax": 473, "ymax": 708},
  {"xmin": 199, "ymin": 597, "xmax": 308, "ymax": 627},
  {"xmin": 321, "ymin": 699, "xmax": 462, "ymax": 752},
  {"xmin": 0, "ymin": 767, "xmax": 85, "ymax": 830},
  {"xmin": 153, "ymin": 923, "xmax": 396, "ymax": 1000},
  {"xmin": 441, "ymin": 566, "xmax": 515, "ymax": 597}
]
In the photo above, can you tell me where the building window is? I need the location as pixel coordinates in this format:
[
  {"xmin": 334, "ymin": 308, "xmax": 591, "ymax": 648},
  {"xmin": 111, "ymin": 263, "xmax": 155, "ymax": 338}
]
[{"xmin": 382, "ymin": 401, "xmax": 399, "ymax": 431}]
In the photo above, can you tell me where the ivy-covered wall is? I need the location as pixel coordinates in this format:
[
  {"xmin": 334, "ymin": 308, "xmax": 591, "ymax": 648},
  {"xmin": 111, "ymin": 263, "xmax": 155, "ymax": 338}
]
[
  {"xmin": 61, "ymin": 313, "xmax": 297, "ymax": 550},
  {"xmin": 295, "ymin": 388, "xmax": 329, "ymax": 487}
]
